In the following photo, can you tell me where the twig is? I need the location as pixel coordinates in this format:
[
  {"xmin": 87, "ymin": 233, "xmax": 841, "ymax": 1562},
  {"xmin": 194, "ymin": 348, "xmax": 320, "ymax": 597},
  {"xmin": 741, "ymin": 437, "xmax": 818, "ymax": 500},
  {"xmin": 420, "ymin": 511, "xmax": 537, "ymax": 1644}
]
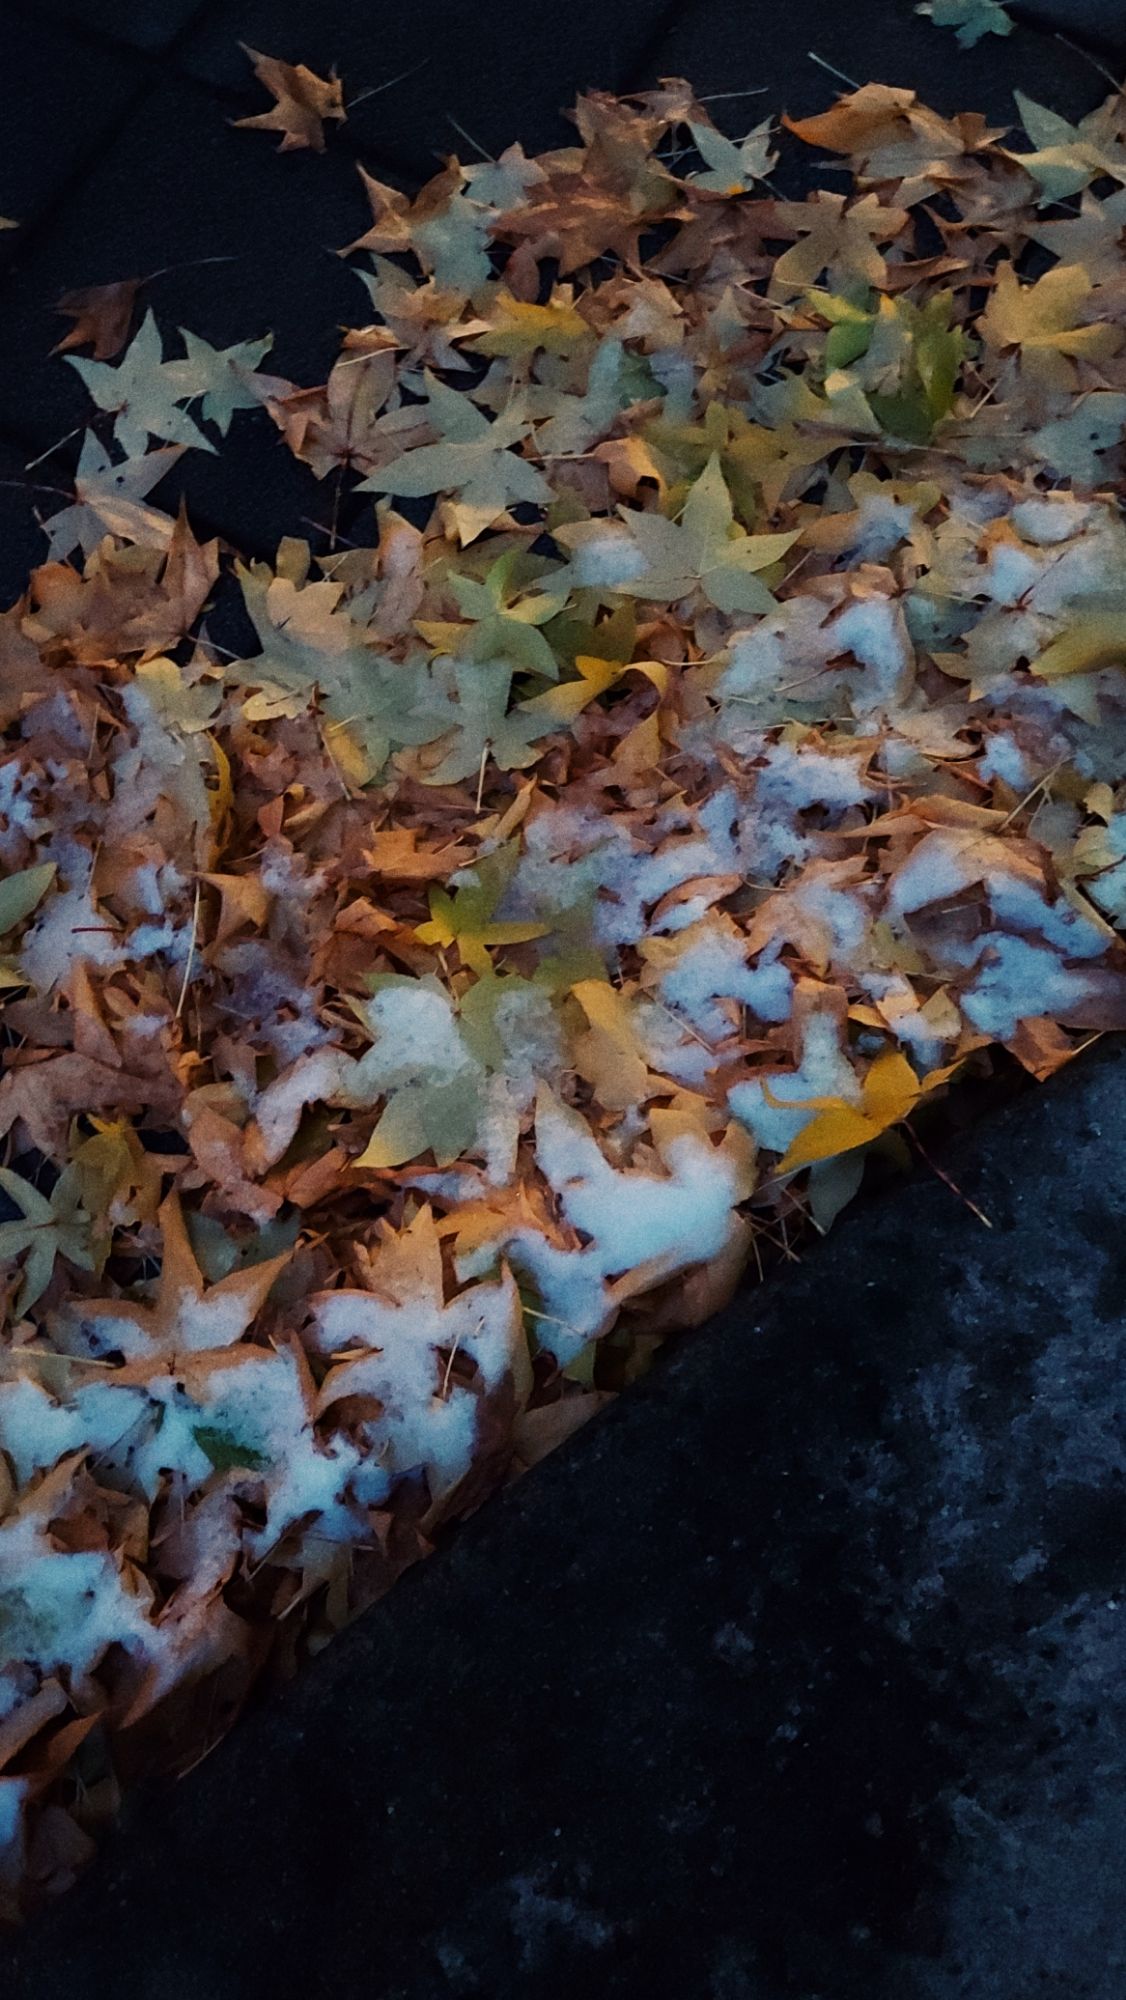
[
  {"xmin": 906, "ymin": 1125, "xmax": 993, "ymax": 1229},
  {"xmin": 347, "ymin": 59, "xmax": 431, "ymax": 111},
  {"xmin": 997, "ymin": 756, "xmax": 1065, "ymax": 833},
  {"xmin": 446, "ymin": 114, "xmax": 495, "ymax": 163},
  {"xmin": 808, "ymin": 50, "xmax": 861, "ymax": 91},
  {"xmin": 1053, "ymin": 31, "xmax": 1121, "ymax": 91},
  {"xmin": 25, "ymin": 427, "xmax": 84, "ymax": 473},
  {"xmin": 175, "ymin": 880, "xmax": 202, "ymax": 1021}
]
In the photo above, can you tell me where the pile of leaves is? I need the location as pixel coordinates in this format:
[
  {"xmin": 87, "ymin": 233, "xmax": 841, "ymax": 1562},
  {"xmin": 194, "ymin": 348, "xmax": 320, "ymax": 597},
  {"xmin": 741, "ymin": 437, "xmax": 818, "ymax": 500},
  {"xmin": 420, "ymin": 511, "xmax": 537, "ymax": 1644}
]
[{"xmin": 4, "ymin": 55, "xmax": 1126, "ymax": 1913}]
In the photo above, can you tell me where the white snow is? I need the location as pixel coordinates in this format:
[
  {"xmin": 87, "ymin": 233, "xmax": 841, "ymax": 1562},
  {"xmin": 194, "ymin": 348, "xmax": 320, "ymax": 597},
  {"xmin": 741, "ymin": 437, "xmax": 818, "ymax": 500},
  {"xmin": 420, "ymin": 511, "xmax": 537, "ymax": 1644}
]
[
  {"xmin": 728, "ymin": 1004, "xmax": 858, "ymax": 1154},
  {"xmin": 493, "ymin": 1089, "xmax": 745, "ymax": 1359},
  {"xmin": 959, "ymin": 933, "xmax": 1105, "ymax": 1039},
  {"xmin": 0, "ymin": 1517, "xmax": 157, "ymax": 1682}
]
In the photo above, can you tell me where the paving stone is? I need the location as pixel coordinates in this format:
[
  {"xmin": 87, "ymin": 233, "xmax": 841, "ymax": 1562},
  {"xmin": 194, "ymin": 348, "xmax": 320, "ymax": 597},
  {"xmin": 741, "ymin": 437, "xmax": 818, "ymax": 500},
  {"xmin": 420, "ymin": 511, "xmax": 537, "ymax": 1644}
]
[
  {"xmin": 178, "ymin": 0, "xmax": 672, "ymax": 183},
  {"xmin": 11, "ymin": 0, "xmax": 206, "ymax": 54},
  {"xmin": 0, "ymin": 7, "xmax": 143, "ymax": 265},
  {"xmin": 0, "ymin": 439, "xmax": 55, "ymax": 607},
  {"xmin": 1014, "ymin": 0, "xmax": 1126, "ymax": 56},
  {"xmin": 3, "ymin": 1042, "xmax": 1126, "ymax": 2000}
]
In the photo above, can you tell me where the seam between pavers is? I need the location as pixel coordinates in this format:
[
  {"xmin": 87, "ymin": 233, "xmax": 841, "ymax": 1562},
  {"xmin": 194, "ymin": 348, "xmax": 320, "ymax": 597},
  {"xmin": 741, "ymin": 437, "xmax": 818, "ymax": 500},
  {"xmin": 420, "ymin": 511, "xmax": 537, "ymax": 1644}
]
[{"xmin": 1, "ymin": 0, "xmax": 213, "ymax": 62}]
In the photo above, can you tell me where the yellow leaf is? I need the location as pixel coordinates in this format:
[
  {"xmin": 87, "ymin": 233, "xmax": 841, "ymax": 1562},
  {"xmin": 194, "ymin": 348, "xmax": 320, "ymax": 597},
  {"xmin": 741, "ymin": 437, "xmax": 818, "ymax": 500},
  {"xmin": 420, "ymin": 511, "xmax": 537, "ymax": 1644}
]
[
  {"xmin": 1033, "ymin": 614, "xmax": 1126, "ymax": 680},
  {"xmin": 571, "ymin": 979, "xmax": 652, "ymax": 1109},
  {"xmin": 776, "ymin": 1046, "xmax": 923, "ymax": 1172},
  {"xmin": 614, "ymin": 709, "xmax": 662, "ymax": 775},
  {"xmin": 780, "ymin": 1102, "xmax": 882, "ymax": 1170},
  {"xmin": 467, "ymin": 290, "xmax": 590, "ymax": 357},
  {"xmin": 520, "ymin": 653, "xmax": 669, "ymax": 726},
  {"xmin": 857, "ymin": 1047, "xmax": 921, "ymax": 1128}
]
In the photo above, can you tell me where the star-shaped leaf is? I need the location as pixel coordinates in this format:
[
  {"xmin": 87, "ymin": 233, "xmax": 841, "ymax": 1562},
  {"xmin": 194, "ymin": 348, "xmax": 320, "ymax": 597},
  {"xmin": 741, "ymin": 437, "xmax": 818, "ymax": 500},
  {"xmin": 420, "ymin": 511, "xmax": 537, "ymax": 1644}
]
[
  {"xmin": 227, "ymin": 550, "xmax": 451, "ymax": 783},
  {"xmin": 687, "ymin": 117, "xmax": 776, "ymax": 194},
  {"xmin": 558, "ymin": 456, "xmax": 798, "ymax": 614},
  {"xmin": 66, "ymin": 311, "xmax": 215, "ymax": 456},
  {"xmin": 916, "ymin": 0, "xmax": 1012, "ymax": 49},
  {"xmin": 44, "ymin": 431, "xmax": 186, "ymax": 559},
  {"xmin": 163, "ymin": 330, "xmax": 281, "ymax": 436},
  {"xmin": 358, "ymin": 372, "xmax": 552, "ymax": 544},
  {"xmin": 0, "ymin": 1165, "xmax": 98, "ymax": 1314},
  {"xmin": 415, "ymin": 845, "xmax": 549, "ymax": 974},
  {"xmin": 70, "ymin": 1191, "xmax": 290, "ymax": 1361},
  {"xmin": 418, "ymin": 548, "xmax": 568, "ymax": 678},
  {"xmin": 1007, "ymin": 89, "xmax": 1126, "ymax": 205},
  {"xmin": 234, "ymin": 45, "xmax": 346, "ymax": 154}
]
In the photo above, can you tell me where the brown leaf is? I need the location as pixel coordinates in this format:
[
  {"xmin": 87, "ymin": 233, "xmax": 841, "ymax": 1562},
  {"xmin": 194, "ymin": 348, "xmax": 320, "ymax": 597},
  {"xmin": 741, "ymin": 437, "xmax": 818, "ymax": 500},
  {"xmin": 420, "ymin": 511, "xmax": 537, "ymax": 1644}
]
[
  {"xmin": 234, "ymin": 46, "xmax": 346, "ymax": 153},
  {"xmin": 54, "ymin": 279, "xmax": 143, "ymax": 361}
]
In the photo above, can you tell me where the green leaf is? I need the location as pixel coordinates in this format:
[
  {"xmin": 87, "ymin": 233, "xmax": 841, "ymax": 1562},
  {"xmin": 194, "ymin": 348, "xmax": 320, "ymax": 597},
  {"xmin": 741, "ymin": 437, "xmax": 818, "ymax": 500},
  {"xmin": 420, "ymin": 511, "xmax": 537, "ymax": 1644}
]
[
  {"xmin": 686, "ymin": 117, "xmax": 775, "ymax": 194},
  {"xmin": 192, "ymin": 1425, "xmax": 270, "ymax": 1473},
  {"xmin": 163, "ymin": 329, "xmax": 278, "ymax": 436},
  {"xmin": 44, "ymin": 431, "xmax": 187, "ymax": 562},
  {"xmin": 1006, "ymin": 91, "xmax": 1126, "ymax": 205},
  {"xmin": 557, "ymin": 456, "xmax": 798, "ymax": 613},
  {"xmin": 67, "ymin": 310, "xmax": 216, "ymax": 457},
  {"xmin": 358, "ymin": 372, "xmax": 552, "ymax": 544},
  {"xmin": 229, "ymin": 554, "xmax": 451, "ymax": 783},
  {"xmin": 0, "ymin": 1164, "xmax": 97, "ymax": 1314},
  {"xmin": 916, "ymin": 0, "xmax": 1012, "ymax": 49},
  {"xmin": 0, "ymin": 863, "xmax": 55, "ymax": 936}
]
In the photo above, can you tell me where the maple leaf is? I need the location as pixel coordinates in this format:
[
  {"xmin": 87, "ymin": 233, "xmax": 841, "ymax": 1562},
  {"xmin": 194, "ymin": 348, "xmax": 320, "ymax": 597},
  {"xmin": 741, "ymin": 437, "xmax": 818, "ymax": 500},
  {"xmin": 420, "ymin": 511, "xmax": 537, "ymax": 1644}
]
[
  {"xmin": 265, "ymin": 348, "xmax": 401, "ymax": 478},
  {"xmin": 519, "ymin": 649, "xmax": 666, "ymax": 726},
  {"xmin": 417, "ymin": 548, "xmax": 568, "ymax": 679},
  {"xmin": 70, "ymin": 1192, "xmax": 290, "ymax": 1362},
  {"xmin": 766, "ymin": 191, "xmax": 909, "ymax": 297},
  {"xmin": 66, "ymin": 311, "xmax": 215, "ymax": 456},
  {"xmin": 686, "ymin": 117, "xmax": 776, "ymax": 195},
  {"xmin": 916, "ymin": 0, "xmax": 1012, "ymax": 48},
  {"xmin": 489, "ymin": 151, "xmax": 675, "ymax": 276},
  {"xmin": 53, "ymin": 278, "xmax": 143, "ymax": 360},
  {"xmin": 466, "ymin": 287, "xmax": 591, "ymax": 359},
  {"xmin": 771, "ymin": 1046, "xmax": 927, "ymax": 1172},
  {"xmin": 357, "ymin": 371, "xmax": 552, "ymax": 544},
  {"xmin": 810, "ymin": 288, "xmax": 965, "ymax": 443},
  {"xmin": 1026, "ymin": 189, "xmax": 1126, "ymax": 285},
  {"xmin": 234, "ymin": 45, "xmax": 346, "ymax": 153},
  {"xmin": 981, "ymin": 262, "xmax": 1122, "ymax": 385},
  {"xmin": 162, "ymin": 330, "xmax": 281, "ymax": 436},
  {"xmin": 348, "ymin": 976, "xmax": 485, "ymax": 1170},
  {"xmin": 228, "ymin": 545, "xmax": 450, "ymax": 782},
  {"xmin": 781, "ymin": 85, "xmax": 994, "ymax": 209},
  {"xmin": 558, "ymin": 456, "xmax": 798, "ymax": 614},
  {"xmin": 43, "ymin": 431, "xmax": 186, "ymax": 559},
  {"xmin": 531, "ymin": 335, "xmax": 648, "ymax": 458},
  {"xmin": 70, "ymin": 1116, "xmax": 161, "ymax": 1229},
  {"xmin": 310, "ymin": 1206, "xmax": 526, "ymax": 1502},
  {"xmin": 415, "ymin": 652, "xmax": 552, "ymax": 786},
  {"xmin": 414, "ymin": 845, "xmax": 549, "ymax": 975},
  {"xmin": 0, "ymin": 1166, "xmax": 98, "ymax": 1315},
  {"xmin": 349, "ymin": 259, "xmax": 472, "ymax": 372},
  {"xmin": 343, "ymin": 163, "xmax": 492, "ymax": 294},
  {"xmin": 1007, "ymin": 90, "xmax": 1126, "ymax": 205}
]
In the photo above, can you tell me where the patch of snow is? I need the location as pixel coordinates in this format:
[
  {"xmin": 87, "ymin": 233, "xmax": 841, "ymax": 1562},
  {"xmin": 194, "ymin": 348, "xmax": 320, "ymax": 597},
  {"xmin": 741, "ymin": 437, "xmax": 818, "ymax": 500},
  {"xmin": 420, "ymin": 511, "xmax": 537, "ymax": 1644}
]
[{"xmin": 728, "ymin": 1004, "xmax": 858, "ymax": 1153}]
